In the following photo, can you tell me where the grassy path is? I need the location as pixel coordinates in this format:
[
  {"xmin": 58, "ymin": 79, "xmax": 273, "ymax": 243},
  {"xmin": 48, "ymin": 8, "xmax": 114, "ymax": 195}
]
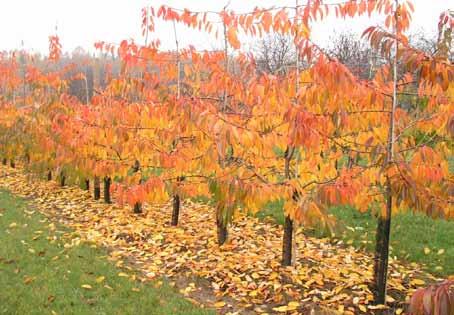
[{"xmin": 0, "ymin": 190, "xmax": 213, "ymax": 315}]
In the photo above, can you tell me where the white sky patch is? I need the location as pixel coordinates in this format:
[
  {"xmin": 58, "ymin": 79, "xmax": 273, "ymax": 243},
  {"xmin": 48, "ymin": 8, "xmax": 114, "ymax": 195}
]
[{"xmin": 0, "ymin": 0, "xmax": 450, "ymax": 54}]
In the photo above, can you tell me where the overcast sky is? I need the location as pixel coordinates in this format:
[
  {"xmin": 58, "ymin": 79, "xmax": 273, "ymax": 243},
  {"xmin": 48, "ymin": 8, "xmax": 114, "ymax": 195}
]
[{"xmin": 0, "ymin": 0, "xmax": 450, "ymax": 54}]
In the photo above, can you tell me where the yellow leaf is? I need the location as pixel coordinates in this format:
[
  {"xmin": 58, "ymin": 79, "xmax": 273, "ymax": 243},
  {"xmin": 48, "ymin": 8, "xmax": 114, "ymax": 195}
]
[
  {"xmin": 81, "ymin": 284, "xmax": 92, "ymax": 290},
  {"xmin": 437, "ymin": 249, "xmax": 445, "ymax": 255},
  {"xmin": 424, "ymin": 247, "xmax": 431, "ymax": 254},
  {"xmin": 269, "ymin": 272, "xmax": 278, "ymax": 280},
  {"xmin": 153, "ymin": 234, "xmax": 164, "ymax": 241},
  {"xmin": 358, "ymin": 305, "xmax": 367, "ymax": 312},
  {"xmin": 287, "ymin": 301, "xmax": 300, "ymax": 310},
  {"xmin": 118, "ymin": 272, "xmax": 128, "ymax": 277},
  {"xmin": 272, "ymin": 305, "xmax": 289, "ymax": 312},
  {"xmin": 249, "ymin": 290, "xmax": 258, "ymax": 297},
  {"xmin": 96, "ymin": 276, "xmax": 105, "ymax": 283},
  {"xmin": 131, "ymin": 288, "xmax": 140, "ymax": 292},
  {"xmin": 9, "ymin": 222, "xmax": 17, "ymax": 228},
  {"xmin": 410, "ymin": 279, "xmax": 425, "ymax": 286},
  {"xmin": 214, "ymin": 301, "xmax": 226, "ymax": 308},
  {"xmin": 396, "ymin": 309, "xmax": 403, "ymax": 315}
]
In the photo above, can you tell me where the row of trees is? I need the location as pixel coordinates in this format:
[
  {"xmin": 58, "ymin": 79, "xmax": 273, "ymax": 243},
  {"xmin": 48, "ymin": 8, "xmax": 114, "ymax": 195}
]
[{"xmin": 1, "ymin": 0, "xmax": 452, "ymax": 307}]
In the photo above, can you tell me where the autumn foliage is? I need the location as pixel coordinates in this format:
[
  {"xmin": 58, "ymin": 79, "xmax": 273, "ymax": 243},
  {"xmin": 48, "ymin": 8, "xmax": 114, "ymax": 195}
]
[
  {"xmin": 0, "ymin": 0, "xmax": 453, "ymax": 311},
  {"xmin": 409, "ymin": 280, "xmax": 454, "ymax": 315}
]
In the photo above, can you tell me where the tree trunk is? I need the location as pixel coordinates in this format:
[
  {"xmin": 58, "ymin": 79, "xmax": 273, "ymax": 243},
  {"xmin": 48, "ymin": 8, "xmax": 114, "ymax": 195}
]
[
  {"xmin": 216, "ymin": 211, "xmax": 228, "ymax": 245},
  {"xmin": 171, "ymin": 194, "xmax": 180, "ymax": 226},
  {"xmin": 94, "ymin": 176, "xmax": 101, "ymax": 200},
  {"xmin": 133, "ymin": 202, "xmax": 142, "ymax": 214},
  {"xmin": 103, "ymin": 177, "xmax": 111, "ymax": 204},
  {"xmin": 10, "ymin": 159, "xmax": 15, "ymax": 168},
  {"xmin": 84, "ymin": 179, "xmax": 90, "ymax": 191},
  {"xmin": 373, "ymin": 0, "xmax": 398, "ymax": 305},
  {"xmin": 281, "ymin": 148, "xmax": 294, "ymax": 266},
  {"xmin": 373, "ymin": 181, "xmax": 392, "ymax": 304},
  {"xmin": 282, "ymin": 215, "xmax": 293, "ymax": 266},
  {"xmin": 132, "ymin": 160, "xmax": 142, "ymax": 214},
  {"xmin": 60, "ymin": 173, "xmax": 66, "ymax": 187},
  {"xmin": 3, "ymin": 158, "xmax": 7, "ymax": 165},
  {"xmin": 47, "ymin": 170, "xmax": 52, "ymax": 181}
]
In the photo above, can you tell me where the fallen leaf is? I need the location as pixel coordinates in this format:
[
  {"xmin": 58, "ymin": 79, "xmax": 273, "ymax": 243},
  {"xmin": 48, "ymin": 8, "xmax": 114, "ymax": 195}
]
[
  {"xmin": 410, "ymin": 279, "xmax": 425, "ymax": 286},
  {"xmin": 96, "ymin": 276, "xmax": 105, "ymax": 283},
  {"xmin": 214, "ymin": 301, "xmax": 226, "ymax": 308}
]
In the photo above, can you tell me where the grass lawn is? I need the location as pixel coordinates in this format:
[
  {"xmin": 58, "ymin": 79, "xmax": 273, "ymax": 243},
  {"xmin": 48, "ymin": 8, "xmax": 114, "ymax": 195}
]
[
  {"xmin": 0, "ymin": 190, "xmax": 213, "ymax": 315},
  {"xmin": 257, "ymin": 200, "xmax": 454, "ymax": 277}
]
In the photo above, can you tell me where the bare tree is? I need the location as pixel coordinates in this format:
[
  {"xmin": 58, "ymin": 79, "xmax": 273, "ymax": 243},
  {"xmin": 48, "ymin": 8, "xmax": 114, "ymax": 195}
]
[
  {"xmin": 409, "ymin": 27, "xmax": 453, "ymax": 61},
  {"xmin": 254, "ymin": 34, "xmax": 296, "ymax": 75},
  {"xmin": 326, "ymin": 31, "xmax": 375, "ymax": 79}
]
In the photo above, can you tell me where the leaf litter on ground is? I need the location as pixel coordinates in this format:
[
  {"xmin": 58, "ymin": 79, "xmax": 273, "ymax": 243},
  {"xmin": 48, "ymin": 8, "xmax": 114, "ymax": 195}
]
[{"xmin": 0, "ymin": 165, "xmax": 441, "ymax": 314}]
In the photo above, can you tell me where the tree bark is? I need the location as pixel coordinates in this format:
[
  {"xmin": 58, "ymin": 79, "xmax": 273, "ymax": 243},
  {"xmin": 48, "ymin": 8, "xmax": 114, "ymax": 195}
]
[
  {"xmin": 216, "ymin": 218, "xmax": 228, "ymax": 246},
  {"xmin": 84, "ymin": 179, "xmax": 90, "ymax": 191},
  {"xmin": 94, "ymin": 176, "xmax": 101, "ymax": 200},
  {"xmin": 216, "ymin": 207, "xmax": 228, "ymax": 245},
  {"xmin": 60, "ymin": 172, "xmax": 66, "ymax": 187},
  {"xmin": 47, "ymin": 170, "xmax": 52, "ymax": 181},
  {"xmin": 133, "ymin": 202, "xmax": 142, "ymax": 214},
  {"xmin": 281, "ymin": 147, "xmax": 294, "ymax": 266},
  {"xmin": 2, "ymin": 158, "xmax": 6, "ymax": 165},
  {"xmin": 103, "ymin": 177, "xmax": 111, "ymax": 204},
  {"xmin": 10, "ymin": 159, "xmax": 15, "ymax": 168},
  {"xmin": 373, "ymin": 181, "xmax": 392, "ymax": 304},
  {"xmin": 282, "ymin": 215, "xmax": 293, "ymax": 266},
  {"xmin": 373, "ymin": 0, "xmax": 398, "ymax": 305},
  {"xmin": 171, "ymin": 194, "xmax": 180, "ymax": 226}
]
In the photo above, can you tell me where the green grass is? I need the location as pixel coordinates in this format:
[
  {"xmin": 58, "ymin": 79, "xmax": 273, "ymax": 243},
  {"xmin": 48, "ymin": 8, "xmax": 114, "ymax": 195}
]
[
  {"xmin": 0, "ymin": 190, "xmax": 213, "ymax": 315},
  {"xmin": 257, "ymin": 200, "xmax": 454, "ymax": 277}
]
